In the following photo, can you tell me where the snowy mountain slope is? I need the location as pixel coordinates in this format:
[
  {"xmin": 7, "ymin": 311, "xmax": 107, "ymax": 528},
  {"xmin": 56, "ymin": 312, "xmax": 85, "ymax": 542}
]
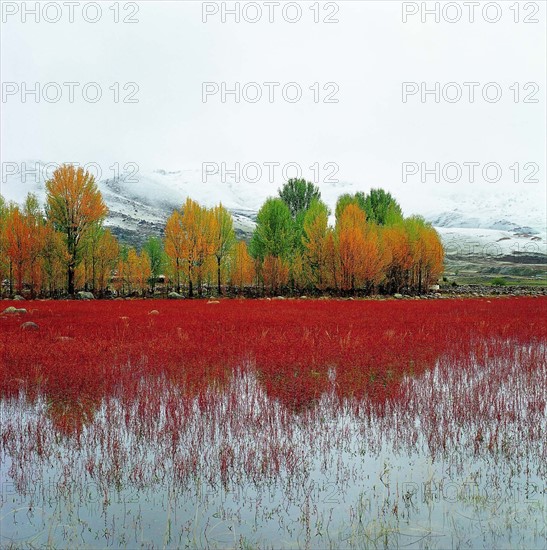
[{"xmin": 1, "ymin": 161, "xmax": 545, "ymax": 260}]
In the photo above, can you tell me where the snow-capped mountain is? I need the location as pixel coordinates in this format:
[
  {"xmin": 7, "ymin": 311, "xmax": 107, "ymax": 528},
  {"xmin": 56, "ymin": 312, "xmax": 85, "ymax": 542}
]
[{"xmin": 1, "ymin": 161, "xmax": 545, "ymax": 264}]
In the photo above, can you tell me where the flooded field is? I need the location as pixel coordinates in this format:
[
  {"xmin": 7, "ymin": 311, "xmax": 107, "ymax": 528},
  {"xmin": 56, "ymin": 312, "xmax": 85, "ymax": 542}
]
[{"xmin": 1, "ymin": 298, "xmax": 545, "ymax": 549}]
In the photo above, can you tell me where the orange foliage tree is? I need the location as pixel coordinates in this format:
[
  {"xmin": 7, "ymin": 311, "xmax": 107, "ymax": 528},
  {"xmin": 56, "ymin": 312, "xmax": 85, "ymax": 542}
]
[
  {"xmin": 164, "ymin": 198, "xmax": 217, "ymax": 297},
  {"xmin": 212, "ymin": 204, "xmax": 235, "ymax": 295},
  {"xmin": 302, "ymin": 199, "xmax": 330, "ymax": 290},
  {"xmin": 45, "ymin": 164, "xmax": 108, "ymax": 295},
  {"xmin": 229, "ymin": 241, "xmax": 255, "ymax": 290}
]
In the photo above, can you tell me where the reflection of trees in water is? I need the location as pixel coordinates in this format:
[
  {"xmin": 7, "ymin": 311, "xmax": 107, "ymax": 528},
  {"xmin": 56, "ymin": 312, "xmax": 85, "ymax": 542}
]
[{"xmin": 45, "ymin": 395, "xmax": 100, "ymax": 436}]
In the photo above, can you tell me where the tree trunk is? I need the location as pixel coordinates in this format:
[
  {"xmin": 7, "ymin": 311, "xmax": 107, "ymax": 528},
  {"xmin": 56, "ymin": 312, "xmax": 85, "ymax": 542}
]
[
  {"xmin": 68, "ymin": 264, "xmax": 75, "ymax": 295},
  {"xmin": 217, "ymin": 257, "xmax": 222, "ymax": 296},
  {"xmin": 9, "ymin": 261, "xmax": 13, "ymax": 296}
]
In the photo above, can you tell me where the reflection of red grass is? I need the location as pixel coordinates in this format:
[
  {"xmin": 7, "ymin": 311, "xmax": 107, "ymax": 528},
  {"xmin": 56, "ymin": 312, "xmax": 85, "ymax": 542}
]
[{"xmin": 1, "ymin": 297, "xmax": 545, "ymax": 421}]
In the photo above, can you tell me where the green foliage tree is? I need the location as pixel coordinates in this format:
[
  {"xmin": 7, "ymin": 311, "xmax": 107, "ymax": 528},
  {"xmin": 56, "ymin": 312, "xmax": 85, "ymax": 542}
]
[
  {"xmin": 361, "ymin": 188, "xmax": 403, "ymax": 226},
  {"xmin": 250, "ymin": 198, "xmax": 293, "ymax": 261},
  {"xmin": 278, "ymin": 179, "xmax": 321, "ymax": 219},
  {"xmin": 143, "ymin": 236, "xmax": 165, "ymax": 292},
  {"xmin": 335, "ymin": 193, "xmax": 361, "ymax": 221}
]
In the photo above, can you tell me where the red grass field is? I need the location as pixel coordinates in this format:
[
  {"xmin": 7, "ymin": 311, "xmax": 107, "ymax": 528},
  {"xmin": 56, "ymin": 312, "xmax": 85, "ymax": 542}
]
[
  {"xmin": 2, "ymin": 296, "xmax": 545, "ymax": 420},
  {"xmin": 2, "ymin": 297, "xmax": 546, "ymax": 548}
]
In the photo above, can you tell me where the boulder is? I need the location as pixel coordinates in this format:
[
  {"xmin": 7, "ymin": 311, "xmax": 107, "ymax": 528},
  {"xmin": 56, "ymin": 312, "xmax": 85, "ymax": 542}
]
[
  {"xmin": 77, "ymin": 291, "xmax": 95, "ymax": 300},
  {"xmin": 168, "ymin": 291, "xmax": 184, "ymax": 299},
  {"xmin": 13, "ymin": 295, "xmax": 25, "ymax": 301},
  {"xmin": 2, "ymin": 307, "xmax": 27, "ymax": 314},
  {"xmin": 393, "ymin": 293, "xmax": 403, "ymax": 299},
  {"xmin": 21, "ymin": 321, "xmax": 39, "ymax": 331}
]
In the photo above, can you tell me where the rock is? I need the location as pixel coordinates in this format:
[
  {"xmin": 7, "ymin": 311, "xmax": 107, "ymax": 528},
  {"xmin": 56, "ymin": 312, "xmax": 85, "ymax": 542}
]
[
  {"xmin": 2, "ymin": 307, "xmax": 27, "ymax": 315},
  {"xmin": 13, "ymin": 295, "xmax": 25, "ymax": 301},
  {"xmin": 300, "ymin": 296, "xmax": 307, "ymax": 299},
  {"xmin": 207, "ymin": 300, "xmax": 220, "ymax": 304},
  {"xmin": 168, "ymin": 291, "xmax": 184, "ymax": 299},
  {"xmin": 273, "ymin": 296, "xmax": 286, "ymax": 300},
  {"xmin": 148, "ymin": 310, "xmax": 160, "ymax": 315},
  {"xmin": 77, "ymin": 291, "xmax": 95, "ymax": 300},
  {"xmin": 21, "ymin": 321, "xmax": 39, "ymax": 331},
  {"xmin": 393, "ymin": 293, "xmax": 403, "ymax": 299}
]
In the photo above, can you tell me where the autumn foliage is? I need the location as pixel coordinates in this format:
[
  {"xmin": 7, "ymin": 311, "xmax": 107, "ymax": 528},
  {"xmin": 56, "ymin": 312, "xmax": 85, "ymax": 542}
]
[{"xmin": 0, "ymin": 167, "xmax": 443, "ymax": 297}]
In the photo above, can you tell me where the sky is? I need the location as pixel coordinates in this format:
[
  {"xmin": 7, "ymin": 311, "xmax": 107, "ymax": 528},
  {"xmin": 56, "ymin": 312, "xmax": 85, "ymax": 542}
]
[{"xmin": 0, "ymin": 1, "xmax": 545, "ymax": 213}]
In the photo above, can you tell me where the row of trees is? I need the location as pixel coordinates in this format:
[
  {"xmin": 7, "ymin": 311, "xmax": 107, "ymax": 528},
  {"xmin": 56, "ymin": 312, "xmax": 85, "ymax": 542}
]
[
  {"xmin": 247, "ymin": 181, "xmax": 443, "ymax": 294},
  {"xmin": 0, "ymin": 164, "xmax": 444, "ymax": 298}
]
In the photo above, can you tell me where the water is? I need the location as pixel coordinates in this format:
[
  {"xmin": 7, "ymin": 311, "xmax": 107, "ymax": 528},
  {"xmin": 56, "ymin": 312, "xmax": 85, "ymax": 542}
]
[{"xmin": 1, "ymin": 343, "xmax": 545, "ymax": 549}]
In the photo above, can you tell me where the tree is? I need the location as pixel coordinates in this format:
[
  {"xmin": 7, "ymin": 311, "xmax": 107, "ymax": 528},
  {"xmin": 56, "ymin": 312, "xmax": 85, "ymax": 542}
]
[
  {"xmin": 335, "ymin": 193, "xmax": 361, "ymax": 221},
  {"xmin": 164, "ymin": 209, "xmax": 185, "ymax": 293},
  {"xmin": 302, "ymin": 198, "xmax": 330, "ymax": 290},
  {"xmin": 183, "ymin": 199, "xmax": 216, "ymax": 297},
  {"xmin": 95, "ymin": 229, "xmax": 119, "ymax": 296},
  {"xmin": 361, "ymin": 189, "xmax": 403, "ymax": 226},
  {"xmin": 4, "ymin": 206, "xmax": 30, "ymax": 295},
  {"xmin": 80, "ymin": 223, "xmax": 104, "ymax": 292},
  {"xmin": 22, "ymin": 193, "xmax": 46, "ymax": 297},
  {"xmin": 405, "ymin": 216, "xmax": 443, "ymax": 292},
  {"xmin": 278, "ymin": 178, "xmax": 321, "ymax": 219},
  {"xmin": 336, "ymin": 203, "xmax": 368, "ymax": 293},
  {"xmin": 359, "ymin": 223, "xmax": 384, "ymax": 292},
  {"xmin": 380, "ymin": 224, "xmax": 412, "ymax": 293},
  {"xmin": 136, "ymin": 250, "xmax": 152, "ymax": 295},
  {"xmin": 143, "ymin": 236, "xmax": 165, "ymax": 292},
  {"xmin": 229, "ymin": 241, "xmax": 254, "ymax": 290},
  {"xmin": 45, "ymin": 164, "xmax": 108, "ymax": 295},
  {"xmin": 250, "ymin": 198, "xmax": 293, "ymax": 261},
  {"xmin": 4, "ymin": 195, "xmax": 45, "ymax": 296},
  {"xmin": 262, "ymin": 255, "xmax": 289, "ymax": 294},
  {"xmin": 164, "ymin": 198, "xmax": 216, "ymax": 297},
  {"xmin": 212, "ymin": 204, "xmax": 235, "ymax": 295},
  {"xmin": 0, "ymin": 196, "xmax": 8, "ymax": 296},
  {"xmin": 41, "ymin": 222, "xmax": 67, "ymax": 296}
]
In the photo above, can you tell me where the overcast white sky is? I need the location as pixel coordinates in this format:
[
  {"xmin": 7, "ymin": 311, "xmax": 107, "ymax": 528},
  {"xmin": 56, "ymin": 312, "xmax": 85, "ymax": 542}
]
[{"xmin": 1, "ymin": 1, "xmax": 545, "ymax": 206}]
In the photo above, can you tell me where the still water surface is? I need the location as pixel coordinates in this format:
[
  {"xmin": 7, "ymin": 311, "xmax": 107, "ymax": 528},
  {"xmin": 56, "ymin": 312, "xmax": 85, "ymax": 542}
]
[{"xmin": 1, "ymin": 344, "xmax": 545, "ymax": 549}]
